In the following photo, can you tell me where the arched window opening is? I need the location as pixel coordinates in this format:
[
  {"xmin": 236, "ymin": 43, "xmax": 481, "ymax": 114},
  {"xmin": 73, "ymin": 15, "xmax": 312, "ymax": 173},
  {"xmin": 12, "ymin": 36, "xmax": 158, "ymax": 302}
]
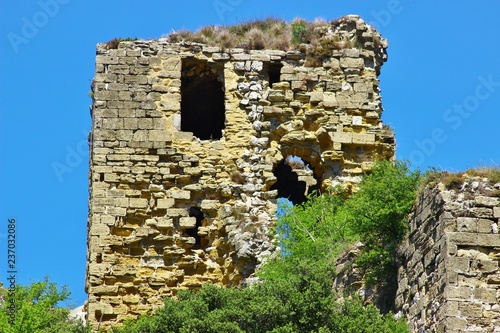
[
  {"xmin": 271, "ymin": 156, "xmax": 319, "ymax": 205},
  {"xmin": 181, "ymin": 59, "xmax": 225, "ymax": 140}
]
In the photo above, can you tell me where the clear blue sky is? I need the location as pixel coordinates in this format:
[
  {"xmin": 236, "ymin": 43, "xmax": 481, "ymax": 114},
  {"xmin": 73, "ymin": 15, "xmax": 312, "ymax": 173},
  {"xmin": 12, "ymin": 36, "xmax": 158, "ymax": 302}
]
[{"xmin": 1, "ymin": 0, "xmax": 499, "ymax": 308}]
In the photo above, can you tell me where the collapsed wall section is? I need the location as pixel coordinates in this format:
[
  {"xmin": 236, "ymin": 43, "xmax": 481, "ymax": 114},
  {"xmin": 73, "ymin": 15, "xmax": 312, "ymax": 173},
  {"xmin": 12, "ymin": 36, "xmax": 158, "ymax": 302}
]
[
  {"xmin": 397, "ymin": 182, "xmax": 500, "ymax": 332},
  {"xmin": 86, "ymin": 15, "xmax": 395, "ymax": 330}
]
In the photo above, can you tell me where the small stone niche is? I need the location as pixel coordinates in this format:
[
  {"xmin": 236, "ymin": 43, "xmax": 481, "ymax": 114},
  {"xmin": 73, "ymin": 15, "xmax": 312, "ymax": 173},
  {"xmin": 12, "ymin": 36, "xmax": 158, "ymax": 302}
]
[
  {"xmin": 268, "ymin": 62, "xmax": 283, "ymax": 87},
  {"xmin": 181, "ymin": 59, "xmax": 225, "ymax": 140},
  {"xmin": 186, "ymin": 206, "xmax": 204, "ymax": 248}
]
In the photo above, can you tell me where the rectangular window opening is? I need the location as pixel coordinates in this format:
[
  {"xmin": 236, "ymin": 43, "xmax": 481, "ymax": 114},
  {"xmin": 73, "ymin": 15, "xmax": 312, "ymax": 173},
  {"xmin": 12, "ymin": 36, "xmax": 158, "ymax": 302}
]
[
  {"xmin": 181, "ymin": 59, "xmax": 225, "ymax": 140},
  {"xmin": 269, "ymin": 62, "xmax": 283, "ymax": 88}
]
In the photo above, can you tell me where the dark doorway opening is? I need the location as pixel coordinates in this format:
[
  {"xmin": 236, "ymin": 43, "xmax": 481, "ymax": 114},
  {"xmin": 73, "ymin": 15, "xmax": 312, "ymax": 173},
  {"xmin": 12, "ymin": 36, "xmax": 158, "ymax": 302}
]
[
  {"xmin": 269, "ymin": 62, "xmax": 283, "ymax": 87},
  {"xmin": 181, "ymin": 59, "xmax": 225, "ymax": 140},
  {"xmin": 187, "ymin": 207, "xmax": 204, "ymax": 247},
  {"xmin": 271, "ymin": 156, "xmax": 319, "ymax": 205}
]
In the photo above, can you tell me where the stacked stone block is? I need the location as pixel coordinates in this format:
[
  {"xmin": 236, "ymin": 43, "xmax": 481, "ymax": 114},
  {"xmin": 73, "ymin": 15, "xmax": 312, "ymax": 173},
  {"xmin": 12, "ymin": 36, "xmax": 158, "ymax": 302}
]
[
  {"xmin": 86, "ymin": 15, "xmax": 395, "ymax": 330},
  {"xmin": 397, "ymin": 181, "xmax": 500, "ymax": 332}
]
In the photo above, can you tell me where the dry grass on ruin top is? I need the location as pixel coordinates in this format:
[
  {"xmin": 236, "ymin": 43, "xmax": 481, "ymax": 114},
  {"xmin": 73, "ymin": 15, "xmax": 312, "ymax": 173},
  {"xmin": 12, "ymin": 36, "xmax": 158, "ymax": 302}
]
[
  {"xmin": 423, "ymin": 166, "xmax": 500, "ymax": 195},
  {"xmin": 165, "ymin": 17, "xmax": 329, "ymax": 51},
  {"xmin": 106, "ymin": 16, "xmax": 382, "ymax": 52}
]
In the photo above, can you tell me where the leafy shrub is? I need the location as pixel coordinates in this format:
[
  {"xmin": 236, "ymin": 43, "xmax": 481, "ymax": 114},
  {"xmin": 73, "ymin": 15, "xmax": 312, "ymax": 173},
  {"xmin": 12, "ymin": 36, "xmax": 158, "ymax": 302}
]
[
  {"xmin": 291, "ymin": 18, "xmax": 307, "ymax": 44},
  {"xmin": 346, "ymin": 161, "xmax": 420, "ymax": 289},
  {"xmin": 275, "ymin": 186, "xmax": 350, "ymax": 260},
  {"xmin": 115, "ymin": 259, "xmax": 408, "ymax": 333},
  {"xmin": 0, "ymin": 277, "xmax": 90, "ymax": 333}
]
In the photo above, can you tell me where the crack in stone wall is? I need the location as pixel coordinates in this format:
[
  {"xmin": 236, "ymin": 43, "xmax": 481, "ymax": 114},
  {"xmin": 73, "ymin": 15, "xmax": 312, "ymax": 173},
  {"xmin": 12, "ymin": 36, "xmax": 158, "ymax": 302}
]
[{"xmin": 86, "ymin": 15, "xmax": 395, "ymax": 330}]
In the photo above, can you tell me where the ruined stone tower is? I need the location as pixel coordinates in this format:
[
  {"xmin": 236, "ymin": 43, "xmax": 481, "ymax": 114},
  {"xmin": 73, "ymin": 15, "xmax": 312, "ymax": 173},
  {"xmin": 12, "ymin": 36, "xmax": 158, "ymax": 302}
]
[{"xmin": 86, "ymin": 15, "xmax": 395, "ymax": 330}]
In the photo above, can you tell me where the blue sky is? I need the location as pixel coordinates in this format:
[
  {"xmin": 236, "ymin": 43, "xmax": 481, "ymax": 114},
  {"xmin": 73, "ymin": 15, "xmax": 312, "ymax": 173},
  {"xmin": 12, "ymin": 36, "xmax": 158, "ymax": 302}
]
[{"xmin": 1, "ymin": 0, "xmax": 499, "ymax": 308}]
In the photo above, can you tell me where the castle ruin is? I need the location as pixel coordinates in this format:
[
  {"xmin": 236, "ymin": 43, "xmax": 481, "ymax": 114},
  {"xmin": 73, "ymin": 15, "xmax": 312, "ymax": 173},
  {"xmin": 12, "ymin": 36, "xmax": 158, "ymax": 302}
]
[{"xmin": 86, "ymin": 15, "xmax": 395, "ymax": 330}]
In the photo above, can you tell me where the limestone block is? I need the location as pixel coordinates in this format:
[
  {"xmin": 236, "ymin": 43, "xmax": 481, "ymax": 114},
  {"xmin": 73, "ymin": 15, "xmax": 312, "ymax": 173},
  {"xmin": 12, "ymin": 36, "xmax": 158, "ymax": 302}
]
[
  {"xmin": 477, "ymin": 234, "xmax": 500, "ymax": 247},
  {"xmin": 457, "ymin": 217, "xmax": 478, "ymax": 233},
  {"xmin": 213, "ymin": 53, "xmax": 230, "ymax": 60},
  {"xmin": 90, "ymin": 225, "xmax": 110, "ymax": 236},
  {"xmin": 149, "ymin": 130, "xmax": 172, "ymax": 142},
  {"xmin": 169, "ymin": 190, "xmax": 190, "ymax": 200},
  {"xmin": 332, "ymin": 132, "xmax": 352, "ymax": 144},
  {"xmin": 475, "ymin": 196, "xmax": 499, "ymax": 207},
  {"xmin": 340, "ymin": 57, "xmax": 364, "ymax": 68},
  {"xmin": 271, "ymin": 82, "xmax": 290, "ymax": 90},
  {"xmin": 88, "ymin": 301, "xmax": 114, "ymax": 315},
  {"xmin": 123, "ymin": 295, "xmax": 140, "ymax": 304},
  {"xmin": 129, "ymin": 198, "xmax": 148, "ymax": 208},
  {"xmin": 323, "ymin": 92, "xmax": 338, "ymax": 108},
  {"xmin": 106, "ymin": 64, "xmax": 130, "ymax": 75},
  {"xmin": 89, "ymin": 263, "xmax": 111, "ymax": 276},
  {"xmin": 477, "ymin": 218, "xmax": 495, "ymax": 233},
  {"xmin": 445, "ymin": 317, "xmax": 467, "ymax": 331},
  {"xmin": 446, "ymin": 257, "xmax": 470, "ymax": 271},
  {"xmin": 102, "ymin": 118, "xmax": 123, "ymax": 130},
  {"xmin": 352, "ymin": 116, "xmax": 363, "ymax": 126},
  {"xmin": 251, "ymin": 61, "xmax": 263, "ymax": 72},
  {"xmin": 310, "ymin": 91, "xmax": 324, "ymax": 103},
  {"xmin": 201, "ymin": 200, "xmax": 218, "ymax": 211},
  {"xmin": 112, "ymin": 264, "xmax": 137, "ymax": 276},
  {"xmin": 471, "ymin": 207, "xmax": 493, "ymax": 218},
  {"xmin": 107, "ymin": 207, "xmax": 126, "ymax": 216},
  {"xmin": 90, "ymin": 285, "xmax": 119, "ymax": 295},
  {"xmin": 156, "ymin": 217, "xmax": 173, "ymax": 228},
  {"xmin": 173, "ymin": 132, "xmax": 193, "ymax": 141},
  {"xmin": 473, "ymin": 288, "xmax": 497, "ymax": 303},
  {"xmin": 232, "ymin": 53, "xmax": 250, "ymax": 61},
  {"xmin": 444, "ymin": 286, "xmax": 472, "ymax": 300},
  {"xmin": 179, "ymin": 217, "xmax": 197, "ymax": 229},
  {"xmin": 354, "ymin": 82, "xmax": 373, "ymax": 92},
  {"xmin": 352, "ymin": 133, "xmax": 375, "ymax": 144},
  {"xmin": 493, "ymin": 207, "xmax": 500, "ymax": 218},
  {"xmin": 101, "ymin": 215, "xmax": 116, "ymax": 226},
  {"xmin": 157, "ymin": 198, "xmax": 174, "ymax": 209},
  {"xmin": 447, "ymin": 232, "xmax": 477, "ymax": 246},
  {"xmin": 167, "ymin": 208, "xmax": 188, "ymax": 217}
]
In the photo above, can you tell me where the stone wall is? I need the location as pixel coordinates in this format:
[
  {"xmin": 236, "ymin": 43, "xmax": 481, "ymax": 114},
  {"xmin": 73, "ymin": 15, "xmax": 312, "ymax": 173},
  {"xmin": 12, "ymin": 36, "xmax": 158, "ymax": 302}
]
[
  {"xmin": 86, "ymin": 15, "xmax": 395, "ymax": 330},
  {"xmin": 397, "ymin": 180, "xmax": 500, "ymax": 332}
]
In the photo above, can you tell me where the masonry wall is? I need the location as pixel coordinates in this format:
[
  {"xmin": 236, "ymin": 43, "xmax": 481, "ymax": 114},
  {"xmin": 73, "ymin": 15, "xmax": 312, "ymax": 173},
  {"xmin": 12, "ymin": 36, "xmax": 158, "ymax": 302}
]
[
  {"xmin": 397, "ymin": 181, "xmax": 500, "ymax": 332},
  {"xmin": 86, "ymin": 15, "xmax": 395, "ymax": 330}
]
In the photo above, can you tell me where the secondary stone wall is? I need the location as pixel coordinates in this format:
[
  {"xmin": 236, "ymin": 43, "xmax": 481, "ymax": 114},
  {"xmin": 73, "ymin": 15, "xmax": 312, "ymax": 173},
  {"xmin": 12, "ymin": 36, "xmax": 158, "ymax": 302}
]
[
  {"xmin": 86, "ymin": 15, "xmax": 395, "ymax": 330},
  {"xmin": 397, "ymin": 181, "xmax": 500, "ymax": 332}
]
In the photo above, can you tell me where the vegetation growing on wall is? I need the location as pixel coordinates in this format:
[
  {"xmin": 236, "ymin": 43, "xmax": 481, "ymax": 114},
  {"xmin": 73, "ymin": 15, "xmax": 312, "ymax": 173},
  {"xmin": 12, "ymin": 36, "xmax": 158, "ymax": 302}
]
[
  {"xmin": 422, "ymin": 166, "xmax": 500, "ymax": 191},
  {"xmin": 164, "ymin": 15, "xmax": 380, "ymax": 61}
]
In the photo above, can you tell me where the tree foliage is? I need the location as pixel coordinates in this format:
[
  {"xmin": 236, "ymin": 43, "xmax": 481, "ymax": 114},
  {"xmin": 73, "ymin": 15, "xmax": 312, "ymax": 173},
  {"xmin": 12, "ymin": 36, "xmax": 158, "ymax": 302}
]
[
  {"xmin": 0, "ymin": 277, "xmax": 89, "ymax": 333},
  {"xmin": 346, "ymin": 160, "xmax": 420, "ymax": 286},
  {"xmin": 115, "ymin": 259, "xmax": 407, "ymax": 333}
]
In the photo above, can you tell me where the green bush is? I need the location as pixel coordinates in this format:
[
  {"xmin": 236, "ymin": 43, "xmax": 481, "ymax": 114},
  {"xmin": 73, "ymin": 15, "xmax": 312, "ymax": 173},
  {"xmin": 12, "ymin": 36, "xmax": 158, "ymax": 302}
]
[
  {"xmin": 0, "ymin": 277, "xmax": 90, "ymax": 333},
  {"xmin": 115, "ymin": 259, "xmax": 408, "ymax": 333},
  {"xmin": 346, "ymin": 160, "xmax": 420, "ymax": 287},
  {"xmin": 291, "ymin": 18, "xmax": 308, "ymax": 44}
]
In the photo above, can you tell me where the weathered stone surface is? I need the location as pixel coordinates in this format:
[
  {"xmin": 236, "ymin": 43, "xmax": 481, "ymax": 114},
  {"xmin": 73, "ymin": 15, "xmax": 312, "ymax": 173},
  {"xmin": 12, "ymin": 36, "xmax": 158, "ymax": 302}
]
[
  {"xmin": 397, "ymin": 182, "xmax": 500, "ymax": 333},
  {"xmin": 87, "ymin": 15, "xmax": 395, "ymax": 331}
]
